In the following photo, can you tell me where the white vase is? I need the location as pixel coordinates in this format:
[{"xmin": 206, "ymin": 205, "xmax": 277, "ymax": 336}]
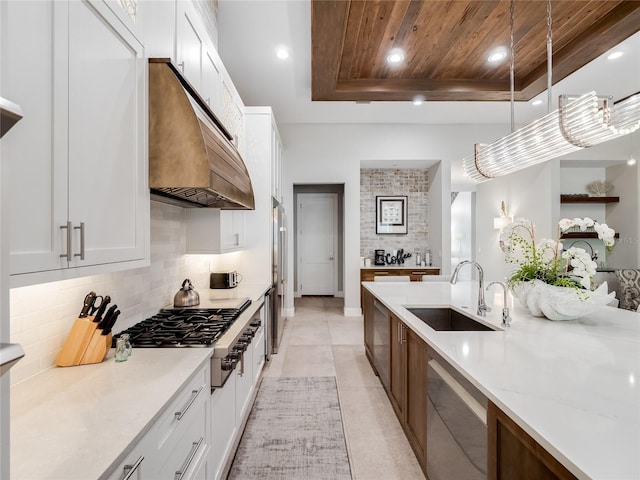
[{"xmin": 511, "ymin": 280, "xmax": 615, "ymax": 321}]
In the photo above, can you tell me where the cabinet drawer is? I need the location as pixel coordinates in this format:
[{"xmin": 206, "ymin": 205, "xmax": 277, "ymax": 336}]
[
  {"xmin": 147, "ymin": 364, "xmax": 209, "ymax": 459},
  {"xmin": 154, "ymin": 400, "xmax": 209, "ymax": 480},
  {"xmin": 106, "ymin": 442, "xmax": 147, "ymax": 480}
]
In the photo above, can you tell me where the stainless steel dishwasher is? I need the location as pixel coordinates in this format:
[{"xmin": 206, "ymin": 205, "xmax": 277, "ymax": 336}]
[{"xmin": 426, "ymin": 348, "xmax": 488, "ymax": 480}]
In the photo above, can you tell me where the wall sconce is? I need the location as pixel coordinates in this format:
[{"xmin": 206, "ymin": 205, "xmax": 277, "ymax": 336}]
[{"xmin": 493, "ymin": 201, "xmax": 513, "ymax": 230}]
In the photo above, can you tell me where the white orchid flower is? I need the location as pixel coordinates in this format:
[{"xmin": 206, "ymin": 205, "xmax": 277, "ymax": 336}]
[{"xmin": 558, "ymin": 218, "xmax": 575, "ymax": 231}]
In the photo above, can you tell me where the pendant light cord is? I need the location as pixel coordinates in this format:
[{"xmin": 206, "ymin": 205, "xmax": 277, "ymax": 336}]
[
  {"xmin": 547, "ymin": 0, "xmax": 553, "ymax": 112},
  {"xmin": 509, "ymin": 0, "xmax": 515, "ymax": 132}
]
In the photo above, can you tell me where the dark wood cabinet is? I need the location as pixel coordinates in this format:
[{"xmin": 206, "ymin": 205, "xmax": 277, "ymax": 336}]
[
  {"xmin": 405, "ymin": 327, "xmax": 428, "ymax": 468},
  {"xmin": 487, "ymin": 402, "xmax": 578, "ymax": 480},
  {"xmin": 360, "ymin": 267, "xmax": 441, "ymax": 306},
  {"xmin": 362, "ymin": 289, "xmax": 375, "ymax": 369},
  {"xmin": 389, "ymin": 313, "xmax": 406, "ymax": 419},
  {"xmin": 388, "ymin": 314, "xmax": 428, "ymax": 474}
]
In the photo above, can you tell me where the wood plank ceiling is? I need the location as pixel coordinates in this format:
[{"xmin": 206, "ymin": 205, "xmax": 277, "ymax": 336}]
[{"xmin": 311, "ymin": 0, "xmax": 640, "ymax": 102}]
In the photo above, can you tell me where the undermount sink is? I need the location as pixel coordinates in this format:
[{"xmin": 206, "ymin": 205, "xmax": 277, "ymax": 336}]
[{"xmin": 406, "ymin": 308, "xmax": 499, "ymax": 331}]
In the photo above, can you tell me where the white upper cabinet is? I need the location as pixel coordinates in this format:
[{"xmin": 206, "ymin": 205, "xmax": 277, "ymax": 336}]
[
  {"xmin": 246, "ymin": 107, "xmax": 284, "ymax": 204},
  {"xmin": 185, "ymin": 209, "xmax": 245, "ymax": 254},
  {"xmin": 1, "ymin": 0, "xmax": 149, "ymax": 284},
  {"xmin": 202, "ymin": 50, "xmax": 222, "ymax": 116},
  {"xmin": 176, "ymin": 2, "xmax": 203, "ymax": 92}
]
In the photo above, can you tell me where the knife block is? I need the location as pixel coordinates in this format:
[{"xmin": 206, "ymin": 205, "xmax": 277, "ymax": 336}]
[{"xmin": 55, "ymin": 316, "xmax": 109, "ymax": 367}]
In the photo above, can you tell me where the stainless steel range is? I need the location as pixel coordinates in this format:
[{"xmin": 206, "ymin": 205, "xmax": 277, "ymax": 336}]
[{"xmin": 113, "ymin": 298, "xmax": 260, "ymax": 389}]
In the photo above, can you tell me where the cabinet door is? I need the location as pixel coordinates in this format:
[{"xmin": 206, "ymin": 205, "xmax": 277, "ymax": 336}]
[
  {"xmin": 210, "ymin": 377, "xmax": 237, "ymax": 480},
  {"xmin": 235, "ymin": 352, "xmax": 253, "ymax": 426},
  {"xmin": 202, "ymin": 49, "xmax": 221, "ymax": 116},
  {"xmin": 219, "ymin": 211, "xmax": 244, "ymax": 252},
  {"xmin": 252, "ymin": 321, "xmax": 265, "ymax": 384},
  {"xmin": 176, "ymin": 2, "xmax": 203, "ymax": 91},
  {"xmin": 362, "ymin": 289, "xmax": 375, "ymax": 365},
  {"xmin": 389, "ymin": 314, "xmax": 406, "ymax": 420},
  {"xmin": 406, "ymin": 328, "xmax": 428, "ymax": 469},
  {"xmin": 3, "ymin": 1, "xmax": 69, "ymax": 275},
  {"xmin": 67, "ymin": 0, "xmax": 147, "ymax": 267}
]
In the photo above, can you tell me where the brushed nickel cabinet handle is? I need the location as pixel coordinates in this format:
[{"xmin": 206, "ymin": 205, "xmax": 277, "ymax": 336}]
[
  {"xmin": 121, "ymin": 456, "xmax": 144, "ymax": 480},
  {"xmin": 175, "ymin": 386, "xmax": 203, "ymax": 420},
  {"xmin": 74, "ymin": 222, "xmax": 85, "ymax": 260},
  {"xmin": 60, "ymin": 221, "xmax": 72, "ymax": 261},
  {"xmin": 174, "ymin": 437, "xmax": 203, "ymax": 480}
]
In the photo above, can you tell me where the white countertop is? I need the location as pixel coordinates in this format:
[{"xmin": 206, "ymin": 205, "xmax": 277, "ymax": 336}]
[
  {"xmin": 361, "ymin": 265, "xmax": 440, "ymax": 270},
  {"xmin": 202, "ymin": 282, "xmax": 271, "ymax": 304},
  {"xmin": 11, "ymin": 348, "xmax": 213, "ymax": 480},
  {"xmin": 10, "ymin": 282, "xmax": 272, "ymax": 479},
  {"xmin": 363, "ymin": 281, "xmax": 640, "ymax": 480}
]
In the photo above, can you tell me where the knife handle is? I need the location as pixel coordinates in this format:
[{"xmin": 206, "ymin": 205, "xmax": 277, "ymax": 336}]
[
  {"xmin": 102, "ymin": 309, "xmax": 121, "ymax": 335},
  {"xmin": 92, "ymin": 295, "xmax": 111, "ymax": 322},
  {"xmin": 79, "ymin": 291, "xmax": 97, "ymax": 318}
]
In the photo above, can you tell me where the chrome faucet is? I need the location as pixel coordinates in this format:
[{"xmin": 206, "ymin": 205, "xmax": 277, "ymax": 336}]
[
  {"xmin": 450, "ymin": 260, "xmax": 490, "ymax": 316},
  {"xmin": 486, "ymin": 281, "xmax": 512, "ymax": 328}
]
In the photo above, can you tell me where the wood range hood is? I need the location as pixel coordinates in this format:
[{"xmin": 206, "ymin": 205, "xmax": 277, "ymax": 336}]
[{"xmin": 148, "ymin": 58, "xmax": 254, "ymax": 209}]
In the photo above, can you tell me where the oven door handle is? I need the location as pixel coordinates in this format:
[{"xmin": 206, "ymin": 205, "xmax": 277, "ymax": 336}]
[{"xmin": 429, "ymin": 359, "xmax": 487, "ymax": 426}]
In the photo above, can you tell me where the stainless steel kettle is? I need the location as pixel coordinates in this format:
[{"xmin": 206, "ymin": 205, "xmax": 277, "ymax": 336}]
[{"xmin": 173, "ymin": 279, "xmax": 200, "ymax": 307}]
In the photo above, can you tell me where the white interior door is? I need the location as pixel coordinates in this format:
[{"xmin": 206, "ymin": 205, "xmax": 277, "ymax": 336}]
[{"xmin": 297, "ymin": 193, "xmax": 337, "ymax": 295}]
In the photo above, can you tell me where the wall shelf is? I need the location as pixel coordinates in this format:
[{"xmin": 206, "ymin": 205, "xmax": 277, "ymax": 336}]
[
  {"xmin": 560, "ymin": 195, "xmax": 619, "ymax": 204},
  {"xmin": 560, "ymin": 232, "xmax": 620, "ymax": 239}
]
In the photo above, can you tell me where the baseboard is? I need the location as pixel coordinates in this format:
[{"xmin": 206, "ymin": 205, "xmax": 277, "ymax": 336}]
[{"xmin": 343, "ymin": 307, "xmax": 362, "ymax": 317}]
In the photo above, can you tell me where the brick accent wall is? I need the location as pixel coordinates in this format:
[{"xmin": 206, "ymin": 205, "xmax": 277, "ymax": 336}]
[{"xmin": 360, "ymin": 168, "xmax": 430, "ymax": 263}]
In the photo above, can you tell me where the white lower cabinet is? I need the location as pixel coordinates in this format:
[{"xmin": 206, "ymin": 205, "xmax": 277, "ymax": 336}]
[
  {"xmin": 252, "ymin": 318, "xmax": 266, "ymax": 385},
  {"xmin": 235, "ymin": 350, "xmax": 254, "ymax": 427},
  {"xmin": 107, "ymin": 441, "xmax": 148, "ymax": 480},
  {"xmin": 106, "ymin": 363, "xmax": 210, "ymax": 480},
  {"xmin": 210, "ymin": 374, "xmax": 237, "ymax": 480}
]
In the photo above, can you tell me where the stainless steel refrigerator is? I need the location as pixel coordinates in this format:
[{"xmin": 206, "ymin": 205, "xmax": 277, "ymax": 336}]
[{"xmin": 268, "ymin": 198, "xmax": 287, "ymax": 356}]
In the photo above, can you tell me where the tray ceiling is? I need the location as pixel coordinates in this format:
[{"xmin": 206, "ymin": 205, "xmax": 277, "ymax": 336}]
[{"xmin": 311, "ymin": 0, "xmax": 640, "ymax": 102}]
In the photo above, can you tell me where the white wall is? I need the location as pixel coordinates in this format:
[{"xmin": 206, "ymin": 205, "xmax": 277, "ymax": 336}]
[
  {"xmin": 606, "ymin": 162, "xmax": 639, "ymax": 268},
  {"xmin": 475, "ymin": 160, "xmax": 561, "ymax": 283},
  {"xmin": 427, "ymin": 161, "xmax": 451, "ymax": 274},
  {"xmin": 451, "ymin": 192, "xmax": 474, "ymax": 279},
  {"xmin": 279, "ymin": 123, "xmax": 508, "ymax": 315}
]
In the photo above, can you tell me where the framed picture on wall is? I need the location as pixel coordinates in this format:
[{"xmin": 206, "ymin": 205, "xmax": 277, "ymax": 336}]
[{"xmin": 376, "ymin": 195, "xmax": 408, "ymax": 234}]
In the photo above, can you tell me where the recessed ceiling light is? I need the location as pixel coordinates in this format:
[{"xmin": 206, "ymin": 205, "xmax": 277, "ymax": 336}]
[
  {"xmin": 386, "ymin": 48, "xmax": 405, "ymax": 64},
  {"xmin": 412, "ymin": 95, "xmax": 425, "ymax": 106},
  {"xmin": 487, "ymin": 47, "xmax": 508, "ymax": 64},
  {"xmin": 607, "ymin": 51, "xmax": 624, "ymax": 60},
  {"xmin": 628, "ymin": 158, "xmax": 637, "ymax": 166},
  {"xmin": 531, "ymin": 99, "xmax": 543, "ymax": 106},
  {"xmin": 275, "ymin": 46, "xmax": 290, "ymax": 60}
]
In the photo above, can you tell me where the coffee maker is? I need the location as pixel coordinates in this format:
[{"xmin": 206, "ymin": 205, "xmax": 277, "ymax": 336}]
[{"xmin": 374, "ymin": 249, "xmax": 386, "ymax": 265}]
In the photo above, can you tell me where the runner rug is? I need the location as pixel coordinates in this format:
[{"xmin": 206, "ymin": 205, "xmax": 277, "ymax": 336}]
[{"xmin": 227, "ymin": 376, "xmax": 352, "ymax": 480}]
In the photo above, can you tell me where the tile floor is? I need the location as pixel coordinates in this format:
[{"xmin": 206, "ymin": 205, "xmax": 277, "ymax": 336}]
[{"xmin": 262, "ymin": 296, "xmax": 426, "ymax": 480}]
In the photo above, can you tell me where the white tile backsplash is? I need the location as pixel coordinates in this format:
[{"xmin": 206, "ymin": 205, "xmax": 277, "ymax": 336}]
[{"xmin": 9, "ymin": 201, "xmax": 212, "ymax": 385}]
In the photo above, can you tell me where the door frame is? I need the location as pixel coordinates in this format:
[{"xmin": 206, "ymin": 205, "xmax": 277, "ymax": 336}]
[{"xmin": 296, "ymin": 192, "xmax": 339, "ymax": 296}]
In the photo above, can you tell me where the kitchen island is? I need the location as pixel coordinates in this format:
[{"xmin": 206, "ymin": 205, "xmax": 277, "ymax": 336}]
[{"xmin": 363, "ymin": 280, "xmax": 639, "ymax": 480}]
